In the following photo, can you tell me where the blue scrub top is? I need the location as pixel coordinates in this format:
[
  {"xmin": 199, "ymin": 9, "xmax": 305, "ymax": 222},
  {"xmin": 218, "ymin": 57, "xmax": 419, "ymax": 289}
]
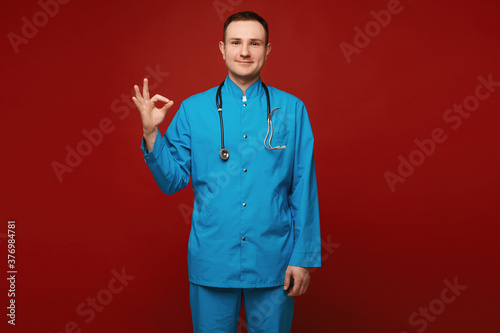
[{"xmin": 141, "ymin": 76, "xmax": 321, "ymax": 288}]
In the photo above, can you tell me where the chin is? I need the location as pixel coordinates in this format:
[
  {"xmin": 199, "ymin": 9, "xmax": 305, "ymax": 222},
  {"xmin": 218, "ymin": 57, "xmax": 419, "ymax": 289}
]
[
  {"xmin": 231, "ymin": 69, "xmax": 253, "ymax": 78},
  {"xmin": 236, "ymin": 73, "xmax": 258, "ymax": 81}
]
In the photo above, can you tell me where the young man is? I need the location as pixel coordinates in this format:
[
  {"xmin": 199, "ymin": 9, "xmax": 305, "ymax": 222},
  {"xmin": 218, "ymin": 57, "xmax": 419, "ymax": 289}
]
[{"xmin": 133, "ymin": 11, "xmax": 321, "ymax": 333}]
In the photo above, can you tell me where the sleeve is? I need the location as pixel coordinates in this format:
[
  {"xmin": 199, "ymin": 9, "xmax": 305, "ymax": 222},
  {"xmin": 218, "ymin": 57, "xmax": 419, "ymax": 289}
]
[
  {"xmin": 288, "ymin": 101, "xmax": 322, "ymax": 267},
  {"xmin": 140, "ymin": 102, "xmax": 191, "ymax": 195}
]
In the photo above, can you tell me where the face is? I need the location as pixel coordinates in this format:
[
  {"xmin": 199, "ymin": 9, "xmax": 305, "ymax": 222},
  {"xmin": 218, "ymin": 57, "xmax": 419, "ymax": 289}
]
[{"xmin": 219, "ymin": 20, "xmax": 271, "ymax": 84}]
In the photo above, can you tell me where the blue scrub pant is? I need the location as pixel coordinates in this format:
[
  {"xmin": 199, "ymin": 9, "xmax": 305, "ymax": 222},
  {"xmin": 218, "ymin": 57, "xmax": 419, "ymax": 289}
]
[{"xmin": 189, "ymin": 283, "xmax": 294, "ymax": 333}]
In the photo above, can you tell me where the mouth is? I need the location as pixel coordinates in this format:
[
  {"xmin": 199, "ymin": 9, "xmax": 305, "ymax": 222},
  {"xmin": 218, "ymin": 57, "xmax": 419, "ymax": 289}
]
[{"xmin": 236, "ymin": 61, "xmax": 253, "ymax": 65}]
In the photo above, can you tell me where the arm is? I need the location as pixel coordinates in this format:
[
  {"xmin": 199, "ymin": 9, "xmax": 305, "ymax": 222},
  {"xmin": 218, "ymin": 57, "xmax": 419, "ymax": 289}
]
[
  {"xmin": 284, "ymin": 102, "xmax": 321, "ymax": 296},
  {"xmin": 133, "ymin": 78, "xmax": 191, "ymax": 195}
]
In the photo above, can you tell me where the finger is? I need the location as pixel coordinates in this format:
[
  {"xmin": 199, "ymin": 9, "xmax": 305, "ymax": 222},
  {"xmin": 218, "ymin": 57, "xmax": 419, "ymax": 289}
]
[
  {"xmin": 290, "ymin": 278, "xmax": 303, "ymax": 296},
  {"xmin": 159, "ymin": 100, "xmax": 174, "ymax": 114},
  {"xmin": 143, "ymin": 78, "xmax": 150, "ymax": 100},
  {"xmin": 134, "ymin": 85, "xmax": 143, "ymax": 101},
  {"xmin": 132, "ymin": 96, "xmax": 141, "ymax": 110},
  {"xmin": 299, "ymin": 278, "xmax": 309, "ymax": 296},
  {"xmin": 287, "ymin": 281, "xmax": 300, "ymax": 297},
  {"xmin": 283, "ymin": 270, "xmax": 291, "ymax": 290},
  {"xmin": 151, "ymin": 94, "xmax": 170, "ymax": 104}
]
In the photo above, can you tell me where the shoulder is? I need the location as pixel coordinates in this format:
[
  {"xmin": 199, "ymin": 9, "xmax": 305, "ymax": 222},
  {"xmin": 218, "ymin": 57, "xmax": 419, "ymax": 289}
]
[
  {"xmin": 169, "ymin": 85, "xmax": 218, "ymax": 125},
  {"xmin": 266, "ymin": 85, "xmax": 305, "ymax": 107},
  {"xmin": 266, "ymin": 84, "xmax": 307, "ymax": 115},
  {"xmin": 173, "ymin": 85, "xmax": 218, "ymax": 122},
  {"xmin": 182, "ymin": 85, "xmax": 218, "ymax": 107}
]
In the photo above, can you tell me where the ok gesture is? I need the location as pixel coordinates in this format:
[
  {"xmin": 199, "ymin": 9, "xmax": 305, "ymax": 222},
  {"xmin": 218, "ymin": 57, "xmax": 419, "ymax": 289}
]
[{"xmin": 132, "ymin": 78, "xmax": 174, "ymax": 137}]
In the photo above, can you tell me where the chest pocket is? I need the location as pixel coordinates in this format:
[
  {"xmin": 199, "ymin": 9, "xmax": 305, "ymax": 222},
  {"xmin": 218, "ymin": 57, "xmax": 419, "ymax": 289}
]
[{"xmin": 267, "ymin": 107, "xmax": 289, "ymax": 148}]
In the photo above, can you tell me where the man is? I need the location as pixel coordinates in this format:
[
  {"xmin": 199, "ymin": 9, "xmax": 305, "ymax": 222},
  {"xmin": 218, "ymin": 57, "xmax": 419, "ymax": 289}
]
[{"xmin": 133, "ymin": 11, "xmax": 321, "ymax": 333}]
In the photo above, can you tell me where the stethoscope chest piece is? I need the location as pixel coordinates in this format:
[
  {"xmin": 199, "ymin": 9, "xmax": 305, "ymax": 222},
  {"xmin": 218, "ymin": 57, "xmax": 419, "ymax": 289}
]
[
  {"xmin": 216, "ymin": 80, "xmax": 281, "ymax": 161},
  {"xmin": 219, "ymin": 148, "xmax": 229, "ymax": 161}
]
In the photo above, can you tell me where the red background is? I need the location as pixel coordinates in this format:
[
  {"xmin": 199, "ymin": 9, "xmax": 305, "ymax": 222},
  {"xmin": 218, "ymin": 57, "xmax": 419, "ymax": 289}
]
[{"xmin": 1, "ymin": 0, "xmax": 499, "ymax": 332}]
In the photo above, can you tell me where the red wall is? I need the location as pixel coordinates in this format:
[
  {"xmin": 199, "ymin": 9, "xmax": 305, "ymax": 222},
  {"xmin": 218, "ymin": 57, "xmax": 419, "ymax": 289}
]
[{"xmin": 1, "ymin": 0, "xmax": 499, "ymax": 332}]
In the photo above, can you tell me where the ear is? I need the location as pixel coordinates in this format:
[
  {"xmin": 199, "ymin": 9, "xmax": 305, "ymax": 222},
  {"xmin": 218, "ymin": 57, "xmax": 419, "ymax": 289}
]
[
  {"xmin": 265, "ymin": 43, "xmax": 272, "ymax": 59},
  {"xmin": 219, "ymin": 41, "xmax": 226, "ymax": 60}
]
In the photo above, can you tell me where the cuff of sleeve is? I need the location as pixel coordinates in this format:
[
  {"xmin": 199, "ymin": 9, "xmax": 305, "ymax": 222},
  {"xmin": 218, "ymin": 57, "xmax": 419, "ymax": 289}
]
[
  {"xmin": 289, "ymin": 251, "xmax": 322, "ymax": 268},
  {"xmin": 140, "ymin": 130, "xmax": 164, "ymax": 163}
]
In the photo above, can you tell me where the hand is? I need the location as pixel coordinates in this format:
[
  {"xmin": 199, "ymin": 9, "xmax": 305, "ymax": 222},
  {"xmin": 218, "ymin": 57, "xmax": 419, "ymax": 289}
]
[
  {"xmin": 132, "ymin": 78, "xmax": 174, "ymax": 136},
  {"xmin": 284, "ymin": 265, "xmax": 310, "ymax": 296}
]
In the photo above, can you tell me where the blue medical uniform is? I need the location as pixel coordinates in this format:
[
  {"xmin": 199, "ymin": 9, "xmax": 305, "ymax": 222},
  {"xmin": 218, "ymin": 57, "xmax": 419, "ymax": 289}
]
[
  {"xmin": 189, "ymin": 283, "xmax": 294, "ymax": 333},
  {"xmin": 141, "ymin": 76, "xmax": 321, "ymax": 331}
]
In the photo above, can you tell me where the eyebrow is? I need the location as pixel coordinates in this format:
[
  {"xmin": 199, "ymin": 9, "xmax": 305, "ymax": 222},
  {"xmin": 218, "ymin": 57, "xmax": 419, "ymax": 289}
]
[{"xmin": 228, "ymin": 38, "xmax": 264, "ymax": 42}]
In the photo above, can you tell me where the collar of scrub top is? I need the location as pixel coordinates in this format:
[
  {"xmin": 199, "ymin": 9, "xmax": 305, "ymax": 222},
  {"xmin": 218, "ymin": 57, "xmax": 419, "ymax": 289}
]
[
  {"xmin": 222, "ymin": 75, "xmax": 265, "ymax": 100},
  {"xmin": 216, "ymin": 77, "xmax": 286, "ymax": 161}
]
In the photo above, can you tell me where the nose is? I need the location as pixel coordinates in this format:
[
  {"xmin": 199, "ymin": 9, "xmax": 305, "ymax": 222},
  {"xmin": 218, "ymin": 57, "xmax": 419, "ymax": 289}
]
[{"xmin": 240, "ymin": 44, "xmax": 250, "ymax": 57}]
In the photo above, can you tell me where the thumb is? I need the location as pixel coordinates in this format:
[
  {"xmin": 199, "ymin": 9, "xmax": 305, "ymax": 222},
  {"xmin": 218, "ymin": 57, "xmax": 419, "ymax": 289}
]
[{"xmin": 284, "ymin": 269, "xmax": 292, "ymax": 290}]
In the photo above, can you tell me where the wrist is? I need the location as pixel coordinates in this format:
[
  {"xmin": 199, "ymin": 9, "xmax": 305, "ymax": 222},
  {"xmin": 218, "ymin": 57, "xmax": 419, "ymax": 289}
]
[{"xmin": 143, "ymin": 127, "xmax": 158, "ymax": 138}]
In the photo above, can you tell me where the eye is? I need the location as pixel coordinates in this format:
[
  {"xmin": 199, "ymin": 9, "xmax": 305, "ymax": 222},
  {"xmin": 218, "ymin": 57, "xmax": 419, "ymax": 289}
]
[
  {"xmin": 252, "ymin": 42, "xmax": 260, "ymax": 46},
  {"xmin": 231, "ymin": 41, "xmax": 240, "ymax": 45}
]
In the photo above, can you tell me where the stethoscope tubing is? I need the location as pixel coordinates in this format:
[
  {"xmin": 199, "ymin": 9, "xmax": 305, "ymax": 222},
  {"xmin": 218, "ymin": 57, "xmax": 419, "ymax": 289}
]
[
  {"xmin": 216, "ymin": 80, "xmax": 285, "ymax": 161},
  {"xmin": 216, "ymin": 83, "xmax": 230, "ymax": 160}
]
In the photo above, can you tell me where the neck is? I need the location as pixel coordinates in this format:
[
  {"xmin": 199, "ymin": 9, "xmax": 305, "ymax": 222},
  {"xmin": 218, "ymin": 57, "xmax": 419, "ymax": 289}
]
[{"xmin": 228, "ymin": 73, "xmax": 260, "ymax": 96}]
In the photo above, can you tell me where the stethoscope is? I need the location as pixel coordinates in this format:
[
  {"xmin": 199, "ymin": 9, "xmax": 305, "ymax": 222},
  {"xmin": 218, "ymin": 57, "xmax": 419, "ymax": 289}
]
[{"xmin": 216, "ymin": 81, "xmax": 286, "ymax": 161}]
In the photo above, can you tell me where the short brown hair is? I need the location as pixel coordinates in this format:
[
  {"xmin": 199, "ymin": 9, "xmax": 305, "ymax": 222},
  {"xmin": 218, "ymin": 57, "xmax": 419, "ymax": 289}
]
[{"xmin": 223, "ymin": 11, "xmax": 269, "ymax": 44}]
